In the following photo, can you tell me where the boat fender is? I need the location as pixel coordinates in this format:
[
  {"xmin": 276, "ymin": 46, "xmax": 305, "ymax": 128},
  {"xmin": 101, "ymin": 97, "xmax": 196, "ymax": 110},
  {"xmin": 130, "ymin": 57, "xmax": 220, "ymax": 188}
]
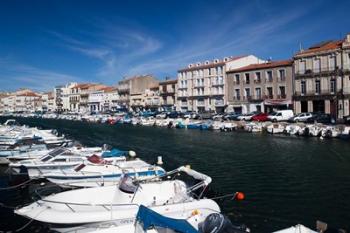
[{"xmin": 129, "ymin": 151, "xmax": 136, "ymax": 157}]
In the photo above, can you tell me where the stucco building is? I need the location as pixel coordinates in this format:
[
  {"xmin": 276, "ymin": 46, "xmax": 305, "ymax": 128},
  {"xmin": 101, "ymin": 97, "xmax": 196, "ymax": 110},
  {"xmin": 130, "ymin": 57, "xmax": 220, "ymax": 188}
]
[
  {"xmin": 176, "ymin": 55, "xmax": 265, "ymax": 113},
  {"xmin": 293, "ymin": 34, "xmax": 350, "ymax": 119},
  {"xmin": 226, "ymin": 60, "xmax": 293, "ymax": 113}
]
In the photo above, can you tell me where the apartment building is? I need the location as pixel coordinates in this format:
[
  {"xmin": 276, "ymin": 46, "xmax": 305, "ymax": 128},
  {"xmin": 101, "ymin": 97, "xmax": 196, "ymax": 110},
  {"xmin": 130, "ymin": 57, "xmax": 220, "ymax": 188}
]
[
  {"xmin": 117, "ymin": 75, "xmax": 159, "ymax": 109},
  {"xmin": 159, "ymin": 79, "xmax": 177, "ymax": 110},
  {"xmin": 41, "ymin": 92, "xmax": 55, "ymax": 112},
  {"xmin": 0, "ymin": 89, "xmax": 42, "ymax": 112},
  {"xmin": 176, "ymin": 55, "xmax": 265, "ymax": 113},
  {"xmin": 226, "ymin": 60, "xmax": 293, "ymax": 113},
  {"xmin": 293, "ymin": 34, "xmax": 350, "ymax": 119},
  {"xmin": 88, "ymin": 86, "xmax": 119, "ymax": 112}
]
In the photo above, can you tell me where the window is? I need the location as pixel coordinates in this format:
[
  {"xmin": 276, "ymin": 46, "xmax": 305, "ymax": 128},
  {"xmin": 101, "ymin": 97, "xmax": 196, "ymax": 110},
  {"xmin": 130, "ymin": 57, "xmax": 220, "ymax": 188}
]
[
  {"xmin": 279, "ymin": 69, "xmax": 286, "ymax": 81},
  {"xmin": 235, "ymin": 89, "xmax": 240, "ymax": 100},
  {"xmin": 267, "ymin": 87, "xmax": 273, "ymax": 98},
  {"xmin": 217, "ymin": 66, "xmax": 222, "ymax": 75},
  {"xmin": 301, "ymin": 81, "xmax": 306, "ymax": 95},
  {"xmin": 279, "ymin": 86, "xmax": 286, "ymax": 98},
  {"xmin": 315, "ymin": 80, "xmax": 321, "ymax": 94},
  {"xmin": 314, "ymin": 58, "xmax": 321, "ymax": 72},
  {"xmin": 329, "ymin": 56, "xmax": 336, "ymax": 70},
  {"xmin": 267, "ymin": 71, "xmax": 273, "ymax": 82},
  {"xmin": 235, "ymin": 74, "xmax": 240, "ymax": 84},
  {"xmin": 245, "ymin": 88, "xmax": 251, "ymax": 98},
  {"xmin": 255, "ymin": 72, "xmax": 261, "ymax": 83},
  {"xmin": 245, "ymin": 73, "xmax": 250, "ymax": 84},
  {"xmin": 330, "ymin": 79, "xmax": 336, "ymax": 93},
  {"xmin": 255, "ymin": 88, "xmax": 261, "ymax": 99},
  {"xmin": 299, "ymin": 60, "xmax": 306, "ymax": 74},
  {"xmin": 208, "ymin": 68, "xmax": 211, "ymax": 76}
]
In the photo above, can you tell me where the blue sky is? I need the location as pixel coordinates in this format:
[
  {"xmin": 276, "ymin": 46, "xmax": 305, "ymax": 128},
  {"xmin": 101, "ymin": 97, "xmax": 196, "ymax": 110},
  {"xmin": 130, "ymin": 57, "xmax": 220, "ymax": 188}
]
[{"xmin": 0, "ymin": 0, "xmax": 349, "ymax": 91}]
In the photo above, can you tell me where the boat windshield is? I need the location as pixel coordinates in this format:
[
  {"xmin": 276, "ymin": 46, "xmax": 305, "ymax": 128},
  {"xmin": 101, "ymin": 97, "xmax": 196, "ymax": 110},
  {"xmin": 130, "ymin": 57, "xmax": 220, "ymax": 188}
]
[
  {"xmin": 40, "ymin": 148, "xmax": 67, "ymax": 162},
  {"xmin": 119, "ymin": 175, "xmax": 137, "ymax": 194}
]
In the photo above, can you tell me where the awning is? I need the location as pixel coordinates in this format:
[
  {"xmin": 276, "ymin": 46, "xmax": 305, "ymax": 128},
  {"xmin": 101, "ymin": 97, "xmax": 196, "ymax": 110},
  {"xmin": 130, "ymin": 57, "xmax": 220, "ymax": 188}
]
[{"xmin": 264, "ymin": 99, "xmax": 292, "ymax": 106}]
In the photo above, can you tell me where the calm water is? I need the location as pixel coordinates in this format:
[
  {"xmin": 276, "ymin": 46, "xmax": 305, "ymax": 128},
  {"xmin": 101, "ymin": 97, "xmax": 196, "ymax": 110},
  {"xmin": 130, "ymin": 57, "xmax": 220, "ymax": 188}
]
[{"xmin": 1, "ymin": 117, "xmax": 350, "ymax": 232}]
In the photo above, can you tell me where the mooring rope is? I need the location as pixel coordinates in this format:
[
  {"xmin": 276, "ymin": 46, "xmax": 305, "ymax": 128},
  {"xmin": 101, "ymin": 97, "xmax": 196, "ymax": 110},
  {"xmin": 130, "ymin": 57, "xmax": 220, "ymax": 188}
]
[{"xmin": 0, "ymin": 179, "xmax": 35, "ymax": 191}]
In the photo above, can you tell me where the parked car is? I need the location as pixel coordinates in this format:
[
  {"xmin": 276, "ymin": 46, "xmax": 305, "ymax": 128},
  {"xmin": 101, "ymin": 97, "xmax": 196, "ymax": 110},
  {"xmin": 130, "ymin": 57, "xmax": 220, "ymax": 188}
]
[
  {"xmin": 183, "ymin": 111, "xmax": 199, "ymax": 119},
  {"xmin": 167, "ymin": 111, "xmax": 181, "ymax": 119},
  {"xmin": 223, "ymin": 112, "xmax": 241, "ymax": 121},
  {"xmin": 306, "ymin": 113, "xmax": 335, "ymax": 124},
  {"xmin": 198, "ymin": 111, "xmax": 214, "ymax": 120},
  {"xmin": 212, "ymin": 113, "xmax": 225, "ymax": 121},
  {"xmin": 268, "ymin": 110, "xmax": 294, "ymax": 122},
  {"xmin": 288, "ymin": 112, "xmax": 313, "ymax": 123},
  {"xmin": 238, "ymin": 112, "xmax": 259, "ymax": 121},
  {"xmin": 155, "ymin": 112, "xmax": 168, "ymax": 119},
  {"xmin": 251, "ymin": 113, "xmax": 269, "ymax": 122}
]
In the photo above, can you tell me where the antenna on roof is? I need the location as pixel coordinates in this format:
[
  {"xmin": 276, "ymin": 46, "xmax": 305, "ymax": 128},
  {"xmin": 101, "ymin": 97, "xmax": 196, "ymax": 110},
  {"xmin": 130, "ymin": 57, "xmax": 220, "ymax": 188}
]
[{"xmin": 299, "ymin": 42, "xmax": 303, "ymax": 52}]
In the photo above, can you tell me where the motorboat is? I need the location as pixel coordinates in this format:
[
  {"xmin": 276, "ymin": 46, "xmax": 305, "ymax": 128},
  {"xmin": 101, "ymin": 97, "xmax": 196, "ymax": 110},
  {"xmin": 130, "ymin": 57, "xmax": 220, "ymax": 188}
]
[
  {"xmin": 58, "ymin": 204, "xmax": 249, "ymax": 233},
  {"xmin": 273, "ymin": 224, "xmax": 317, "ymax": 233},
  {"xmin": 15, "ymin": 166, "xmax": 216, "ymax": 227},
  {"xmin": 266, "ymin": 123, "xmax": 286, "ymax": 134},
  {"xmin": 9, "ymin": 147, "xmax": 129, "ymax": 178},
  {"xmin": 42, "ymin": 158, "xmax": 165, "ymax": 187}
]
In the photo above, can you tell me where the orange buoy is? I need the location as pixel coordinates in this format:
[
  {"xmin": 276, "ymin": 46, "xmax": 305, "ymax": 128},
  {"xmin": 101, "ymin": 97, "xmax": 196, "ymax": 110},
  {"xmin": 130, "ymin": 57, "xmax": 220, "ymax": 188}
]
[{"xmin": 235, "ymin": 192, "xmax": 245, "ymax": 200}]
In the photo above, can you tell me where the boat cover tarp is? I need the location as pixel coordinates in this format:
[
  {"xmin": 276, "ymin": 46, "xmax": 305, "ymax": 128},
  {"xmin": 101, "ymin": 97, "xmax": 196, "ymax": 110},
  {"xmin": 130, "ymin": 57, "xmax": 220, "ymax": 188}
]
[
  {"xmin": 101, "ymin": 148, "xmax": 126, "ymax": 158},
  {"xmin": 136, "ymin": 205, "xmax": 198, "ymax": 233}
]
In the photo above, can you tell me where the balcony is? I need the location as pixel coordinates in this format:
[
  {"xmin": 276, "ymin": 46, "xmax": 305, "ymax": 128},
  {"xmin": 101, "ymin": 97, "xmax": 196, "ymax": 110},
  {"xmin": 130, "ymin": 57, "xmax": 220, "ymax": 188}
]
[
  {"xmin": 248, "ymin": 95, "xmax": 264, "ymax": 102},
  {"xmin": 233, "ymin": 80, "xmax": 240, "ymax": 85},
  {"xmin": 278, "ymin": 76, "xmax": 286, "ymax": 82},
  {"xmin": 178, "ymin": 86, "xmax": 187, "ymax": 90},
  {"xmin": 194, "ymin": 84, "xmax": 205, "ymax": 88},
  {"xmin": 264, "ymin": 94, "xmax": 274, "ymax": 99},
  {"xmin": 233, "ymin": 96, "xmax": 241, "ymax": 101},
  {"xmin": 211, "ymin": 81, "xmax": 224, "ymax": 86},
  {"xmin": 277, "ymin": 94, "xmax": 287, "ymax": 99},
  {"xmin": 197, "ymin": 101, "xmax": 205, "ymax": 106},
  {"xmin": 254, "ymin": 79, "xmax": 262, "ymax": 84},
  {"xmin": 294, "ymin": 89, "xmax": 338, "ymax": 96},
  {"xmin": 214, "ymin": 99, "xmax": 225, "ymax": 106},
  {"xmin": 295, "ymin": 67, "xmax": 340, "ymax": 78}
]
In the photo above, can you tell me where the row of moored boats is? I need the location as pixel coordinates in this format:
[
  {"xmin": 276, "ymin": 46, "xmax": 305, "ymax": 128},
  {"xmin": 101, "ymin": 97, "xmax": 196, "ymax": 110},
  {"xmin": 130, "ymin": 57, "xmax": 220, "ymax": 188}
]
[{"xmin": 0, "ymin": 119, "xmax": 338, "ymax": 233}]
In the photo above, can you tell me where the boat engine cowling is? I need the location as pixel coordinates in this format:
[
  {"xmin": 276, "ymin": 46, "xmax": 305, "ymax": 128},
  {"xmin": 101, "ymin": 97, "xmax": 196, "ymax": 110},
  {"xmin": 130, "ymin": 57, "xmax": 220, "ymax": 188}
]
[{"xmin": 199, "ymin": 213, "xmax": 249, "ymax": 233}]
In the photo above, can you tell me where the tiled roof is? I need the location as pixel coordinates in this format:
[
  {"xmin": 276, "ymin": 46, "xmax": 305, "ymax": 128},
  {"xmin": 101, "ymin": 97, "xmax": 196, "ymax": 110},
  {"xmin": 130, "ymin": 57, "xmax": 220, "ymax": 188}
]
[
  {"xmin": 227, "ymin": 60, "xmax": 292, "ymax": 73},
  {"xmin": 295, "ymin": 40, "xmax": 343, "ymax": 56},
  {"xmin": 178, "ymin": 55, "xmax": 247, "ymax": 72}
]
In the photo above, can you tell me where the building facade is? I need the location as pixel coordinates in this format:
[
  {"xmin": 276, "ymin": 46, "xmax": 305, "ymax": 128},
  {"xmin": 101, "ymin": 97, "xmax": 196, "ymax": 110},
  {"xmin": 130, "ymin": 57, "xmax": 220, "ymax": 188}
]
[
  {"xmin": 159, "ymin": 79, "xmax": 177, "ymax": 110},
  {"xmin": 117, "ymin": 75, "xmax": 159, "ymax": 109},
  {"xmin": 293, "ymin": 34, "xmax": 350, "ymax": 119},
  {"xmin": 176, "ymin": 55, "xmax": 265, "ymax": 113},
  {"xmin": 226, "ymin": 60, "xmax": 293, "ymax": 113},
  {"xmin": 0, "ymin": 89, "xmax": 42, "ymax": 112}
]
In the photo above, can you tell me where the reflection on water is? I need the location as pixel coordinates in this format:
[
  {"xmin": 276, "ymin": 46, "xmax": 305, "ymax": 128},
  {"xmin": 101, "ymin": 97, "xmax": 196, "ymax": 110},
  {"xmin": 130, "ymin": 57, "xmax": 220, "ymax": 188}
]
[{"xmin": 0, "ymin": 117, "xmax": 350, "ymax": 232}]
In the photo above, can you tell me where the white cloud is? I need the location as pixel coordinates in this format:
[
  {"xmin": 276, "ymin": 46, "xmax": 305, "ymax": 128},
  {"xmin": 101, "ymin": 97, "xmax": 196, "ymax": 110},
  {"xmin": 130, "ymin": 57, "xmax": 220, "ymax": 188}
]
[{"xmin": 0, "ymin": 61, "xmax": 81, "ymax": 91}]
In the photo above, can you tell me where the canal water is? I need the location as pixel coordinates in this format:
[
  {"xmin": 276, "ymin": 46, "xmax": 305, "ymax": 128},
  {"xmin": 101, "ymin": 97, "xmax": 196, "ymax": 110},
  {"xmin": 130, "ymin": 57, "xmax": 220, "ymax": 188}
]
[{"xmin": 1, "ymin": 117, "xmax": 350, "ymax": 232}]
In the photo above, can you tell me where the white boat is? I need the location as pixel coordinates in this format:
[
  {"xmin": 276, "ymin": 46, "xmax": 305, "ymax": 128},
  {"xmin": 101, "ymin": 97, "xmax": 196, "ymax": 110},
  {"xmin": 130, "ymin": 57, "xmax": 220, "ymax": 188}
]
[
  {"xmin": 266, "ymin": 123, "xmax": 286, "ymax": 134},
  {"xmin": 57, "ymin": 203, "xmax": 250, "ymax": 233},
  {"xmin": 42, "ymin": 158, "xmax": 165, "ymax": 187},
  {"xmin": 15, "ymin": 166, "xmax": 215, "ymax": 227},
  {"xmin": 9, "ymin": 147, "xmax": 128, "ymax": 178},
  {"xmin": 273, "ymin": 224, "xmax": 317, "ymax": 233}
]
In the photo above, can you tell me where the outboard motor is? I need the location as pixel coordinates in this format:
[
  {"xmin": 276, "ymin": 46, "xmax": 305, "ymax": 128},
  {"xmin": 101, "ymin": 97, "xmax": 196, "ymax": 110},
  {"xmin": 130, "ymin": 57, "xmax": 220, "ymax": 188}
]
[{"xmin": 199, "ymin": 213, "xmax": 249, "ymax": 233}]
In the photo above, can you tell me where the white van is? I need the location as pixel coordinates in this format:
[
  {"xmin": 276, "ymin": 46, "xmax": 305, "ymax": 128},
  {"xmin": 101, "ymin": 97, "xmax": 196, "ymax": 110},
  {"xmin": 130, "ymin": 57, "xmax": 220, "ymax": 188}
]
[{"xmin": 268, "ymin": 110, "xmax": 294, "ymax": 122}]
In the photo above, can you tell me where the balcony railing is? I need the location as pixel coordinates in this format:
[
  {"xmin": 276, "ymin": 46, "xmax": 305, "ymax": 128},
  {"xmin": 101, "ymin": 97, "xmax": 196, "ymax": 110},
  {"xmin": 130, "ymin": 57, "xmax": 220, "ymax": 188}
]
[
  {"xmin": 214, "ymin": 100, "xmax": 225, "ymax": 106},
  {"xmin": 294, "ymin": 89, "xmax": 338, "ymax": 96},
  {"xmin": 277, "ymin": 94, "xmax": 287, "ymax": 99},
  {"xmin": 254, "ymin": 79, "xmax": 262, "ymax": 84},
  {"xmin": 295, "ymin": 67, "xmax": 339, "ymax": 76},
  {"xmin": 197, "ymin": 101, "xmax": 205, "ymax": 106},
  {"xmin": 233, "ymin": 96, "xmax": 241, "ymax": 101},
  {"xmin": 212, "ymin": 81, "xmax": 224, "ymax": 86}
]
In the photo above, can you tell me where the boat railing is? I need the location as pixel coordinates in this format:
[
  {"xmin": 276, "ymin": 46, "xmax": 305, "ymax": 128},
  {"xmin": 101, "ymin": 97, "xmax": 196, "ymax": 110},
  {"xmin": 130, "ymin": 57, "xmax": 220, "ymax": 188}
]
[{"xmin": 36, "ymin": 199, "xmax": 140, "ymax": 213}]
